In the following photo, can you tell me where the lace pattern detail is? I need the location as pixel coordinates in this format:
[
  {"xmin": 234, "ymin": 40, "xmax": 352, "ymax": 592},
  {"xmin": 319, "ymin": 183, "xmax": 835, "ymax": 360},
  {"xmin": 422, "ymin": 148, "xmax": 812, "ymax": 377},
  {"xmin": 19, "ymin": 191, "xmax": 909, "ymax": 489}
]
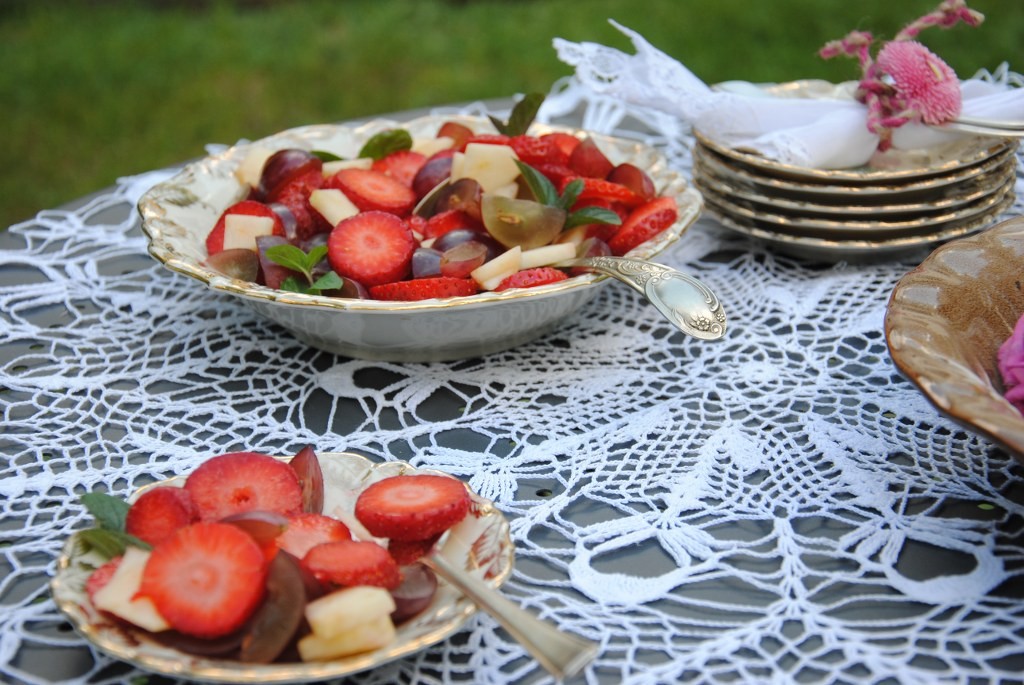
[{"xmin": 1, "ymin": 93, "xmax": 1023, "ymax": 684}]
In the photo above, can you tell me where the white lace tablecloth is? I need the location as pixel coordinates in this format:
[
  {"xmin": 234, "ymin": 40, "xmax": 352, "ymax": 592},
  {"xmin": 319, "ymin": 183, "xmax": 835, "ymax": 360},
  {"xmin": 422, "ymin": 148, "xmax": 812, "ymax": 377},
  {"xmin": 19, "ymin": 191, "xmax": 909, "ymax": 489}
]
[{"xmin": 2, "ymin": 92, "xmax": 1024, "ymax": 685}]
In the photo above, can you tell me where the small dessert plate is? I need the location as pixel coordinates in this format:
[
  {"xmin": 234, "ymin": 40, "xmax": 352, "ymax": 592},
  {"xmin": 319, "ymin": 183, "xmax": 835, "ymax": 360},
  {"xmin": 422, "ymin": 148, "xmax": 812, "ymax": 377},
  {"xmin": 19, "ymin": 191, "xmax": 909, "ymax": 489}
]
[{"xmin": 50, "ymin": 452, "xmax": 514, "ymax": 684}]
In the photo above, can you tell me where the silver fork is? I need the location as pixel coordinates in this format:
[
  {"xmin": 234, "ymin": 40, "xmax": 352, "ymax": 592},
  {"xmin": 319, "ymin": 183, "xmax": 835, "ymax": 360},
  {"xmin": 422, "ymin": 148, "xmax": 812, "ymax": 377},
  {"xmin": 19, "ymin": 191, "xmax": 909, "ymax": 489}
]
[{"xmin": 937, "ymin": 114, "xmax": 1024, "ymax": 138}]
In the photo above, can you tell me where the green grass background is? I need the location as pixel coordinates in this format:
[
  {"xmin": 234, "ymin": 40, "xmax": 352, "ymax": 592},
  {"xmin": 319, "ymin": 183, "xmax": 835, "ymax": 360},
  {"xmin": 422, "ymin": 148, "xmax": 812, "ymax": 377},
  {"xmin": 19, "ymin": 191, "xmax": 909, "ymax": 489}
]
[{"xmin": 1, "ymin": 0, "xmax": 1020, "ymax": 229}]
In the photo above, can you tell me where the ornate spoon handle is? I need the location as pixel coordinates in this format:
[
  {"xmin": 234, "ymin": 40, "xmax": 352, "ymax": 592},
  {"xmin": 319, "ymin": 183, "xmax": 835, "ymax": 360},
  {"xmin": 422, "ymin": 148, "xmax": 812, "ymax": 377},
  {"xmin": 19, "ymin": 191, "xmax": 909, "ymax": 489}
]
[
  {"xmin": 561, "ymin": 255, "xmax": 727, "ymax": 340},
  {"xmin": 423, "ymin": 552, "xmax": 598, "ymax": 680}
]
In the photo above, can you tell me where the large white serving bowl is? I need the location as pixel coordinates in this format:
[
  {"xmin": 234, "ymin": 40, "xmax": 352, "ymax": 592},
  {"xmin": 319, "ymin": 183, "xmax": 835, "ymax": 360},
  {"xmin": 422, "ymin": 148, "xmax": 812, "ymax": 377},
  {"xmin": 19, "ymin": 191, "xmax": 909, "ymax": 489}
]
[{"xmin": 138, "ymin": 115, "xmax": 703, "ymax": 361}]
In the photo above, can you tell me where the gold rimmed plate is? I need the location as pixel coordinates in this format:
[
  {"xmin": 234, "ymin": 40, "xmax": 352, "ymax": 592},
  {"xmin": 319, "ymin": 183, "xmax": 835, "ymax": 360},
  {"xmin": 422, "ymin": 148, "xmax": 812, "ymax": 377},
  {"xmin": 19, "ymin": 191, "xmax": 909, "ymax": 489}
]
[
  {"xmin": 694, "ymin": 152, "xmax": 1015, "ymax": 218},
  {"xmin": 699, "ymin": 176, "xmax": 1014, "ymax": 239},
  {"xmin": 693, "ymin": 140, "xmax": 1018, "ymax": 202},
  {"xmin": 705, "ymin": 191, "xmax": 1013, "ymax": 261},
  {"xmin": 138, "ymin": 115, "xmax": 703, "ymax": 361},
  {"xmin": 885, "ymin": 216, "xmax": 1024, "ymax": 460},
  {"xmin": 50, "ymin": 452, "xmax": 514, "ymax": 684}
]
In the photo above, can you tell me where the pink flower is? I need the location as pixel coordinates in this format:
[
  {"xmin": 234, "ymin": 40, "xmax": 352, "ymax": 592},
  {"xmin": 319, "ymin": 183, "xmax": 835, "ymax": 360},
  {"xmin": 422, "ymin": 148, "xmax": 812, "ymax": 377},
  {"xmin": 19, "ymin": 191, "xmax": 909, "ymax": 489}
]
[
  {"xmin": 874, "ymin": 40, "xmax": 961, "ymax": 125},
  {"xmin": 998, "ymin": 314, "xmax": 1024, "ymax": 412}
]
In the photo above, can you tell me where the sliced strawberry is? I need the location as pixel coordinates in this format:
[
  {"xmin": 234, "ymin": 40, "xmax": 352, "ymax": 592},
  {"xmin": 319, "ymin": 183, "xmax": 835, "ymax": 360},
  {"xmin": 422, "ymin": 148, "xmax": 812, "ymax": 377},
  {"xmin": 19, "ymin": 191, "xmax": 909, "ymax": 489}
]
[
  {"xmin": 387, "ymin": 535, "xmax": 441, "ymax": 566},
  {"xmin": 270, "ymin": 168, "xmax": 330, "ymax": 240},
  {"xmin": 325, "ymin": 168, "xmax": 416, "ymax": 216},
  {"xmin": 565, "ymin": 176, "xmax": 644, "ymax": 208},
  {"xmin": 371, "ymin": 150, "xmax": 427, "ymax": 188},
  {"xmin": 354, "ymin": 474, "xmax": 471, "ymax": 542},
  {"xmin": 406, "ymin": 214, "xmax": 428, "ymax": 239},
  {"xmin": 327, "ymin": 211, "xmax": 417, "ymax": 287},
  {"xmin": 423, "ymin": 209, "xmax": 483, "ymax": 239},
  {"xmin": 608, "ymin": 196, "xmax": 679, "ymax": 256},
  {"xmin": 205, "ymin": 200, "xmax": 285, "ymax": 255},
  {"xmin": 184, "ymin": 452, "xmax": 303, "ymax": 522},
  {"xmin": 436, "ymin": 121, "xmax": 474, "ymax": 150},
  {"xmin": 302, "ymin": 539, "xmax": 401, "ymax": 589},
  {"xmin": 139, "ymin": 522, "xmax": 268, "ymax": 638},
  {"xmin": 277, "ymin": 513, "xmax": 351, "ymax": 560},
  {"xmin": 569, "ymin": 136, "xmax": 614, "ymax": 178},
  {"xmin": 495, "ymin": 267, "xmax": 570, "ymax": 292},
  {"xmin": 368, "ymin": 276, "xmax": 478, "ymax": 302},
  {"xmin": 510, "ymin": 135, "xmax": 567, "ymax": 167},
  {"xmin": 462, "ymin": 133, "xmax": 510, "ymax": 149},
  {"xmin": 86, "ymin": 556, "xmax": 123, "ymax": 605},
  {"xmin": 535, "ymin": 163, "xmax": 576, "ymax": 188},
  {"xmin": 541, "ymin": 132, "xmax": 581, "ymax": 159},
  {"xmin": 125, "ymin": 486, "xmax": 199, "ymax": 547}
]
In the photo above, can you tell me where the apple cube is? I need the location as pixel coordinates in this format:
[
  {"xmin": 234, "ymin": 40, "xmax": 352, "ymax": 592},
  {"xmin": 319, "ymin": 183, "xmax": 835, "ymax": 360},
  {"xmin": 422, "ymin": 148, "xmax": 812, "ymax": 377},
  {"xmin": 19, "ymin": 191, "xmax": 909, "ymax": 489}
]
[
  {"xmin": 454, "ymin": 143, "xmax": 521, "ymax": 193},
  {"xmin": 304, "ymin": 585, "xmax": 396, "ymax": 638},
  {"xmin": 223, "ymin": 214, "xmax": 276, "ymax": 252},
  {"xmin": 297, "ymin": 613, "xmax": 396, "ymax": 662},
  {"xmin": 322, "ymin": 158, "xmax": 374, "ymax": 176},
  {"xmin": 471, "ymin": 245, "xmax": 522, "ymax": 290},
  {"xmin": 234, "ymin": 145, "xmax": 274, "ymax": 189},
  {"xmin": 309, "ymin": 188, "xmax": 359, "ymax": 228},
  {"xmin": 412, "ymin": 136, "xmax": 455, "ymax": 157},
  {"xmin": 92, "ymin": 546, "xmax": 170, "ymax": 633},
  {"xmin": 520, "ymin": 242, "xmax": 576, "ymax": 270}
]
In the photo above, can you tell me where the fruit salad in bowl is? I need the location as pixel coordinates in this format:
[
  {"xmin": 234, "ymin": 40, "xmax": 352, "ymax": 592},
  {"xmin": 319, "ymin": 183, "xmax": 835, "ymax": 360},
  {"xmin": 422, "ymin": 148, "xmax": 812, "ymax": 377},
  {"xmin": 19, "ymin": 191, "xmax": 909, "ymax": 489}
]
[
  {"xmin": 50, "ymin": 449, "xmax": 513, "ymax": 683},
  {"xmin": 138, "ymin": 98, "xmax": 703, "ymax": 361}
]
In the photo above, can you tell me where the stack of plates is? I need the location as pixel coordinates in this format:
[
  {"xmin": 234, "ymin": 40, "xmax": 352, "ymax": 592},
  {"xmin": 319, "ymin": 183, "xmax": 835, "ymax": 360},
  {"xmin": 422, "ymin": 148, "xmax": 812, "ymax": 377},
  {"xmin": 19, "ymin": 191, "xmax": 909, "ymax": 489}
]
[{"xmin": 693, "ymin": 130, "xmax": 1018, "ymax": 260}]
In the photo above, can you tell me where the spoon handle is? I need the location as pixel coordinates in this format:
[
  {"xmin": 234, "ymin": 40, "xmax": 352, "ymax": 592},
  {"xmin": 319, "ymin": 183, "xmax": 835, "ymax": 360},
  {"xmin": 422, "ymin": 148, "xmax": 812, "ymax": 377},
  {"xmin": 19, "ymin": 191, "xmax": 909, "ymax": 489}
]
[
  {"xmin": 423, "ymin": 552, "xmax": 598, "ymax": 680},
  {"xmin": 561, "ymin": 255, "xmax": 727, "ymax": 340}
]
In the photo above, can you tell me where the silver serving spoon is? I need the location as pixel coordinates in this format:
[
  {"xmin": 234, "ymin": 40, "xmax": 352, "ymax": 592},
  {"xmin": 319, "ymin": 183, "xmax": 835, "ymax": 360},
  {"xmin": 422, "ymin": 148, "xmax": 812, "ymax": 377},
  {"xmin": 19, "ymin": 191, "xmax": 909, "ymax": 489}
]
[
  {"xmin": 422, "ymin": 550, "xmax": 598, "ymax": 680},
  {"xmin": 559, "ymin": 255, "xmax": 727, "ymax": 340}
]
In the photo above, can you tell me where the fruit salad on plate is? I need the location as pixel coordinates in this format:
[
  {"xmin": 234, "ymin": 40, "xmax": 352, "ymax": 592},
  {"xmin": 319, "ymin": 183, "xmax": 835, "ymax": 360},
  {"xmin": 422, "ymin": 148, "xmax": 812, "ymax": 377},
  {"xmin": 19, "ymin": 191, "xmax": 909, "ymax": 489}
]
[
  {"xmin": 51, "ymin": 449, "xmax": 513, "ymax": 681},
  {"xmin": 203, "ymin": 94, "xmax": 682, "ymax": 302}
]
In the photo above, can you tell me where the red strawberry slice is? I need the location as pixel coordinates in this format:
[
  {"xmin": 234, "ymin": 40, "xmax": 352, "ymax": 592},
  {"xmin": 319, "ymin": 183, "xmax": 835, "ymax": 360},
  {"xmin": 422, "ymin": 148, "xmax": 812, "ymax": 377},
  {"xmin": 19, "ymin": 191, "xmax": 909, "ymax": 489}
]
[
  {"xmin": 205, "ymin": 200, "xmax": 285, "ymax": 255},
  {"xmin": 184, "ymin": 452, "xmax": 303, "ymax": 522},
  {"xmin": 463, "ymin": 133, "xmax": 510, "ymax": 149},
  {"xmin": 125, "ymin": 486, "xmax": 199, "ymax": 547},
  {"xmin": 371, "ymin": 150, "xmax": 427, "ymax": 188},
  {"xmin": 608, "ymin": 196, "xmax": 679, "ymax": 256},
  {"xmin": 510, "ymin": 135, "xmax": 567, "ymax": 167},
  {"xmin": 270, "ymin": 168, "xmax": 330, "ymax": 240},
  {"xmin": 302, "ymin": 539, "xmax": 401, "ymax": 589},
  {"xmin": 569, "ymin": 136, "xmax": 614, "ymax": 178},
  {"xmin": 368, "ymin": 276, "xmax": 478, "ymax": 302},
  {"xmin": 327, "ymin": 211, "xmax": 417, "ymax": 287},
  {"xmin": 565, "ymin": 177, "xmax": 644, "ymax": 208},
  {"xmin": 86, "ymin": 556, "xmax": 123, "ymax": 605},
  {"xmin": 535, "ymin": 163, "xmax": 576, "ymax": 188},
  {"xmin": 495, "ymin": 267, "xmax": 569, "ymax": 291},
  {"xmin": 540, "ymin": 132, "xmax": 581, "ymax": 159},
  {"xmin": 325, "ymin": 168, "xmax": 416, "ymax": 216},
  {"xmin": 423, "ymin": 209, "xmax": 483, "ymax": 239},
  {"xmin": 354, "ymin": 474, "xmax": 471, "ymax": 542},
  {"xmin": 277, "ymin": 513, "xmax": 352, "ymax": 560},
  {"xmin": 139, "ymin": 522, "xmax": 268, "ymax": 638},
  {"xmin": 387, "ymin": 534, "xmax": 441, "ymax": 566}
]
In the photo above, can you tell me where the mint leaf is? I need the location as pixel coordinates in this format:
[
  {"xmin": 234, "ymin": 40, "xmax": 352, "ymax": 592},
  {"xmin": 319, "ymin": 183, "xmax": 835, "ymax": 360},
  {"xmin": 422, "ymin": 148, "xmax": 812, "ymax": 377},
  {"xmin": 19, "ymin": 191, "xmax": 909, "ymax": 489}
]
[
  {"xmin": 557, "ymin": 178, "xmax": 583, "ymax": 211},
  {"xmin": 359, "ymin": 129, "xmax": 413, "ymax": 160},
  {"xmin": 279, "ymin": 276, "xmax": 306, "ymax": 293},
  {"xmin": 306, "ymin": 245, "xmax": 328, "ymax": 268},
  {"xmin": 81, "ymin": 492, "xmax": 130, "ymax": 532},
  {"xmin": 313, "ymin": 150, "xmax": 342, "ymax": 162},
  {"xmin": 79, "ymin": 528, "xmax": 150, "ymax": 559},
  {"xmin": 565, "ymin": 206, "xmax": 622, "ymax": 230},
  {"xmin": 311, "ymin": 271, "xmax": 345, "ymax": 292},
  {"xmin": 265, "ymin": 244, "xmax": 311, "ymax": 274},
  {"xmin": 515, "ymin": 161, "xmax": 559, "ymax": 206},
  {"xmin": 489, "ymin": 92, "xmax": 545, "ymax": 136}
]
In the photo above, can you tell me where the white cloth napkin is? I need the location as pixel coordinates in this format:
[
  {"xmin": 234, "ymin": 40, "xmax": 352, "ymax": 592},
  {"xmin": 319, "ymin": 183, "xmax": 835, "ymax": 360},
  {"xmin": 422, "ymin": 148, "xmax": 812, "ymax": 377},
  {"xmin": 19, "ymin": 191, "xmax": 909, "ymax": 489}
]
[{"xmin": 552, "ymin": 21, "xmax": 1024, "ymax": 169}]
